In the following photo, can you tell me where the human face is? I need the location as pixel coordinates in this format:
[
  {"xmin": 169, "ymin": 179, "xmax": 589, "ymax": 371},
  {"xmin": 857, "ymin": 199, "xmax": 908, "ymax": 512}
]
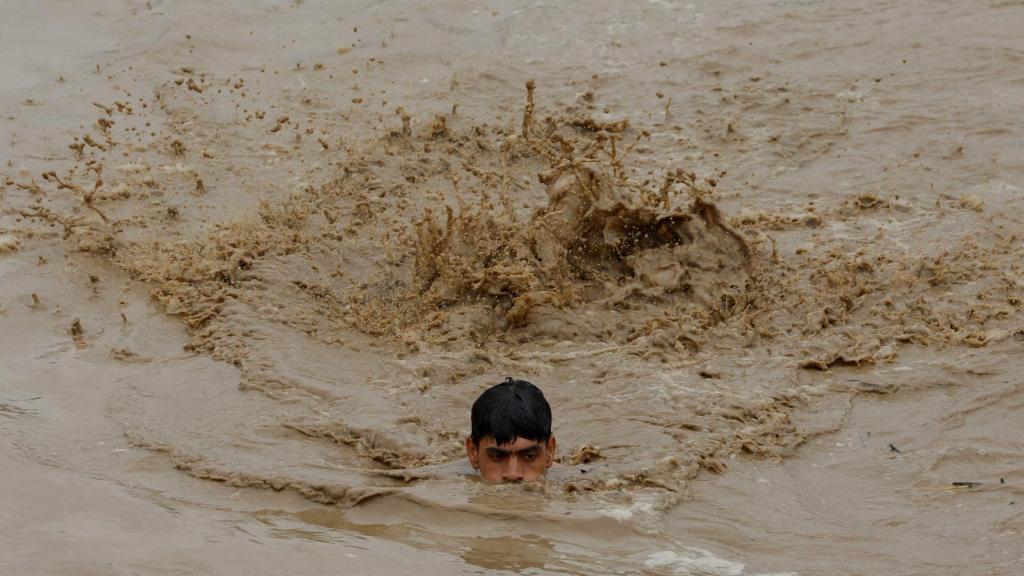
[{"xmin": 465, "ymin": 435, "xmax": 556, "ymax": 483}]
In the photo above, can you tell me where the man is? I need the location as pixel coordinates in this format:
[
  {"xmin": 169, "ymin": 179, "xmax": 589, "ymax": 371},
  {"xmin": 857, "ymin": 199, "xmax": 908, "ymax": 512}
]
[{"xmin": 465, "ymin": 377, "xmax": 557, "ymax": 483}]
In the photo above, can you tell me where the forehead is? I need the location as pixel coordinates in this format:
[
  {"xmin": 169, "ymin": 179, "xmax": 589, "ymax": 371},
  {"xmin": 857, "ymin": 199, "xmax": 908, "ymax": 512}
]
[{"xmin": 477, "ymin": 436, "xmax": 542, "ymax": 450}]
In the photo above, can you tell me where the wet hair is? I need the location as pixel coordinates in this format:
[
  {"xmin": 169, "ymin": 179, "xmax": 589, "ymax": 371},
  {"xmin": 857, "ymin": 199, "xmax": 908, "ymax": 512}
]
[{"xmin": 470, "ymin": 377, "xmax": 552, "ymax": 446}]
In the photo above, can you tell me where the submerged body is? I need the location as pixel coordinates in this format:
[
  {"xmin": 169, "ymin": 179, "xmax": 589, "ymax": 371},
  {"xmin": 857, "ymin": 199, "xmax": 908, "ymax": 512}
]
[{"xmin": 465, "ymin": 378, "xmax": 557, "ymax": 483}]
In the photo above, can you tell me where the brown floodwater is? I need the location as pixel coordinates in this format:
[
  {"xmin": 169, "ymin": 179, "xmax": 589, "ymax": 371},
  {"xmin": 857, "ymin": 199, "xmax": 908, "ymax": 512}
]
[{"xmin": 2, "ymin": 1, "xmax": 1022, "ymax": 574}]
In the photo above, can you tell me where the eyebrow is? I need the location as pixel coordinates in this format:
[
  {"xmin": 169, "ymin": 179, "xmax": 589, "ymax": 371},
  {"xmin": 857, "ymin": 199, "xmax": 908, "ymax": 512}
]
[{"xmin": 485, "ymin": 443, "xmax": 542, "ymax": 457}]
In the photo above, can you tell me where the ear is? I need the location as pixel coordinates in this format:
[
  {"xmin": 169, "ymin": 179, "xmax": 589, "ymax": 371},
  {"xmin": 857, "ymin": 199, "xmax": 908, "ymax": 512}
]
[
  {"xmin": 465, "ymin": 437, "xmax": 480, "ymax": 469},
  {"xmin": 545, "ymin": 436, "xmax": 556, "ymax": 468}
]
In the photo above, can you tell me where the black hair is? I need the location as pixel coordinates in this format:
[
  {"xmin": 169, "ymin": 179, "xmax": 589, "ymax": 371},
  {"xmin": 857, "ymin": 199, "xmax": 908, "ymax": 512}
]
[{"xmin": 470, "ymin": 377, "xmax": 552, "ymax": 446}]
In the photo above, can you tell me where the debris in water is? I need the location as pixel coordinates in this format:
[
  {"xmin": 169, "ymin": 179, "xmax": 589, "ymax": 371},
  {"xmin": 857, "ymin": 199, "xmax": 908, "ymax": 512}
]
[
  {"xmin": 0, "ymin": 235, "xmax": 20, "ymax": 253},
  {"xmin": 521, "ymin": 79, "xmax": 536, "ymax": 139},
  {"xmin": 70, "ymin": 318, "xmax": 86, "ymax": 347},
  {"xmin": 568, "ymin": 444, "xmax": 604, "ymax": 465},
  {"xmin": 959, "ymin": 194, "xmax": 984, "ymax": 211}
]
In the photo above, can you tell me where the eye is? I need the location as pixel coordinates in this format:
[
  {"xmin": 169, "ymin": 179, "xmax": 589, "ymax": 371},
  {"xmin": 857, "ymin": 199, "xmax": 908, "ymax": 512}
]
[
  {"xmin": 489, "ymin": 452, "xmax": 508, "ymax": 461},
  {"xmin": 522, "ymin": 450, "xmax": 539, "ymax": 461}
]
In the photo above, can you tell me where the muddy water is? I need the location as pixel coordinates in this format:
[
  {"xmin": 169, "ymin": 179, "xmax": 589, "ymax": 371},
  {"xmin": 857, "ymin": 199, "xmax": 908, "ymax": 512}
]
[{"xmin": 2, "ymin": 1, "xmax": 1023, "ymax": 574}]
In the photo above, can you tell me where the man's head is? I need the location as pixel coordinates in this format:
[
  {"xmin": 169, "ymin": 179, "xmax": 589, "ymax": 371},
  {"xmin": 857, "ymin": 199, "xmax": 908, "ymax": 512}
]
[{"xmin": 466, "ymin": 377, "xmax": 556, "ymax": 483}]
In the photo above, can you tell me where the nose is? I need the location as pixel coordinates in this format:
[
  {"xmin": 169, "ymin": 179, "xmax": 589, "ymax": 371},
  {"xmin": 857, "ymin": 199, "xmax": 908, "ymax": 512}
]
[{"xmin": 501, "ymin": 455, "xmax": 524, "ymax": 482}]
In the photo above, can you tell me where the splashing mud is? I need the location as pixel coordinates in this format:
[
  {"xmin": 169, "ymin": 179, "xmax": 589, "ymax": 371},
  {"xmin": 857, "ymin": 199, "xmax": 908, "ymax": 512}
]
[
  {"xmin": 361, "ymin": 116, "xmax": 752, "ymax": 347},
  {"xmin": 8, "ymin": 68, "xmax": 1019, "ymax": 516},
  {"xmin": 83, "ymin": 79, "xmax": 785, "ymax": 504}
]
